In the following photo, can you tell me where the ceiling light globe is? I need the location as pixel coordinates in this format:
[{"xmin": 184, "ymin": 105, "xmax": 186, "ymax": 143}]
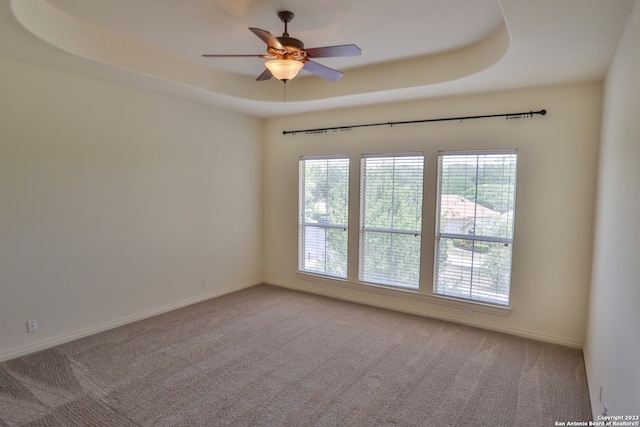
[{"xmin": 265, "ymin": 59, "xmax": 304, "ymax": 82}]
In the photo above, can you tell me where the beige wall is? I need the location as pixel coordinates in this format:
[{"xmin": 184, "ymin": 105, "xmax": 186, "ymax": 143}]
[
  {"xmin": 264, "ymin": 83, "xmax": 602, "ymax": 348},
  {"xmin": 585, "ymin": 2, "xmax": 640, "ymax": 417},
  {"xmin": 0, "ymin": 58, "xmax": 264, "ymax": 360},
  {"xmin": 0, "ymin": 53, "xmax": 605, "ymax": 363}
]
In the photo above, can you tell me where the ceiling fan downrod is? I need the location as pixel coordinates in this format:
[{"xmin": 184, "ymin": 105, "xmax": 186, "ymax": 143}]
[{"xmin": 278, "ymin": 10, "xmax": 295, "ymax": 37}]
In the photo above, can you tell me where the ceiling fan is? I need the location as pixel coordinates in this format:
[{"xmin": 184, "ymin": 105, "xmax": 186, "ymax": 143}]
[{"xmin": 202, "ymin": 11, "xmax": 361, "ymax": 83}]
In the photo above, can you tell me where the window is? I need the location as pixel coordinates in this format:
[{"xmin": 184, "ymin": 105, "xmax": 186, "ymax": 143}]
[
  {"xmin": 434, "ymin": 151, "xmax": 517, "ymax": 305},
  {"xmin": 299, "ymin": 157, "xmax": 349, "ymax": 278},
  {"xmin": 359, "ymin": 154, "xmax": 424, "ymax": 289}
]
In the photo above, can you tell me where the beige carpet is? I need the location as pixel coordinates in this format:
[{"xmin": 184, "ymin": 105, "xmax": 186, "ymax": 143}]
[{"xmin": 0, "ymin": 284, "xmax": 591, "ymax": 426}]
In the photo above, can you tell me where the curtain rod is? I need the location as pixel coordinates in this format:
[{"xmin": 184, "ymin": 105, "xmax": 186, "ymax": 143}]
[{"xmin": 282, "ymin": 109, "xmax": 547, "ymax": 135}]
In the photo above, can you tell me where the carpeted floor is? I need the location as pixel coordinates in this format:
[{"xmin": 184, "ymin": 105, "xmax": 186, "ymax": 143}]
[{"xmin": 0, "ymin": 284, "xmax": 592, "ymax": 426}]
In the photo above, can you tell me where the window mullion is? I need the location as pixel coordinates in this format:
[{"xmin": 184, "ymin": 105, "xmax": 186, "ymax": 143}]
[{"xmin": 437, "ymin": 233, "xmax": 511, "ymax": 244}]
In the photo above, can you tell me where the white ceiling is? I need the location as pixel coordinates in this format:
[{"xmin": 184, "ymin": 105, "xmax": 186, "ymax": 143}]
[{"xmin": 0, "ymin": 0, "xmax": 635, "ymax": 117}]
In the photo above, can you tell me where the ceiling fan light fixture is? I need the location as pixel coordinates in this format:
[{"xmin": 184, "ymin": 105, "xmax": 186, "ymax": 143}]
[{"xmin": 265, "ymin": 59, "xmax": 304, "ymax": 82}]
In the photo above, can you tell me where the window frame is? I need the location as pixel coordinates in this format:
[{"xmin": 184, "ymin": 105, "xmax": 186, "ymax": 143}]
[
  {"xmin": 358, "ymin": 153, "xmax": 425, "ymax": 290},
  {"xmin": 298, "ymin": 156, "xmax": 350, "ymax": 279},
  {"xmin": 433, "ymin": 149, "xmax": 518, "ymax": 306}
]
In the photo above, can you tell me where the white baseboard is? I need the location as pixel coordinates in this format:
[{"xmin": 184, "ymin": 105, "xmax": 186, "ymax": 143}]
[
  {"xmin": 3, "ymin": 279, "xmax": 583, "ymax": 363},
  {"xmin": 0, "ymin": 280, "xmax": 259, "ymax": 362},
  {"xmin": 582, "ymin": 345, "xmax": 599, "ymax": 420},
  {"xmin": 267, "ymin": 279, "xmax": 585, "ymax": 349}
]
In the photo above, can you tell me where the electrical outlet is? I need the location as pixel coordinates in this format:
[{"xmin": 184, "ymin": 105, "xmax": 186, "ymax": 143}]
[
  {"xmin": 27, "ymin": 319, "xmax": 38, "ymax": 333},
  {"xmin": 202, "ymin": 277, "xmax": 208, "ymax": 287}
]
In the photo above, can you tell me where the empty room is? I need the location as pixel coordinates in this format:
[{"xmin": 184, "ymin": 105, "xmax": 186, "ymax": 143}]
[{"xmin": 1, "ymin": 0, "xmax": 639, "ymax": 425}]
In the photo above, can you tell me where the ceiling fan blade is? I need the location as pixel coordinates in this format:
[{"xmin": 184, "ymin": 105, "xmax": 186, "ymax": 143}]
[
  {"xmin": 303, "ymin": 60, "xmax": 344, "ymax": 81},
  {"xmin": 201, "ymin": 54, "xmax": 264, "ymax": 57},
  {"xmin": 249, "ymin": 27, "xmax": 284, "ymax": 50},
  {"xmin": 256, "ymin": 69, "xmax": 273, "ymax": 81},
  {"xmin": 305, "ymin": 44, "xmax": 361, "ymax": 58}
]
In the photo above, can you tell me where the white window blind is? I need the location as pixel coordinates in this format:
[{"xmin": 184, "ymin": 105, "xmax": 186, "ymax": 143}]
[
  {"xmin": 434, "ymin": 151, "xmax": 517, "ymax": 305},
  {"xmin": 299, "ymin": 157, "xmax": 349, "ymax": 278},
  {"xmin": 359, "ymin": 154, "xmax": 424, "ymax": 289}
]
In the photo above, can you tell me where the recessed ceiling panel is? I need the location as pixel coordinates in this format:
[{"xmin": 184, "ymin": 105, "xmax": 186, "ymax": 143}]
[{"xmin": 45, "ymin": 0, "xmax": 505, "ymax": 75}]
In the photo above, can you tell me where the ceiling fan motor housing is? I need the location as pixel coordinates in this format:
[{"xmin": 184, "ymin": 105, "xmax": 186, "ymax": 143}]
[{"xmin": 277, "ymin": 36, "xmax": 306, "ymax": 59}]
